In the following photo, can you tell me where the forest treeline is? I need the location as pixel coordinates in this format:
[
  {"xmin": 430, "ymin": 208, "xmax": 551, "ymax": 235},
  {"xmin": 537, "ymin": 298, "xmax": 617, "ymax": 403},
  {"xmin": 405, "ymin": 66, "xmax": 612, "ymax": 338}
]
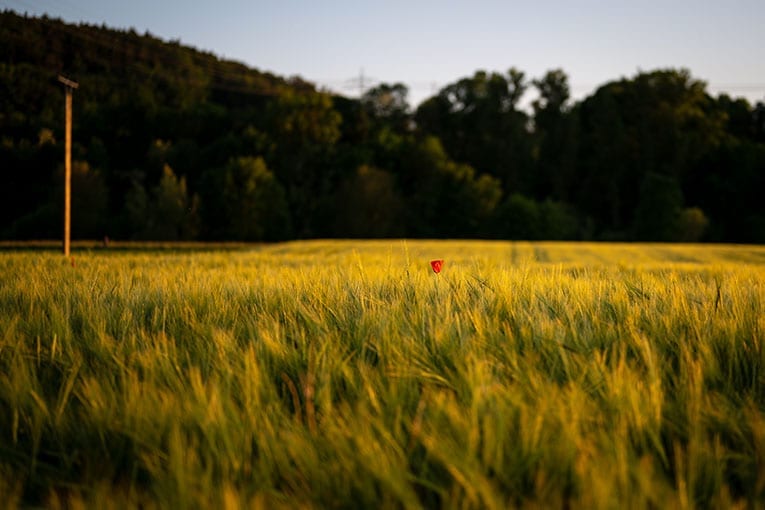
[{"xmin": 2, "ymin": 10, "xmax": 764, "ymax": 242}]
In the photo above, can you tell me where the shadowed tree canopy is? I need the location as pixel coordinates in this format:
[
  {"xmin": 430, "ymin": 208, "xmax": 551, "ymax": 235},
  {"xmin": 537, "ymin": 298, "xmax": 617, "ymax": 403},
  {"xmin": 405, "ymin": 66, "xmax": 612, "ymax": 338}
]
[
  {"xmin": 2, "ymin": 11, "xmax": 764, "ymax": 243},
  {"xmin": 415, "ymin": 69, "xmax": 534, "ymax": 193},
  {"xmin": 574, "ymin": 69, "xmax": 744, "ymax": 239},
  {"xmin": 531, "ymin": 69, "xmax": 577, "ymax": 201},
  {"xmin": 362, "ymin": 83, "xmax": 410, "ymax": 126}
]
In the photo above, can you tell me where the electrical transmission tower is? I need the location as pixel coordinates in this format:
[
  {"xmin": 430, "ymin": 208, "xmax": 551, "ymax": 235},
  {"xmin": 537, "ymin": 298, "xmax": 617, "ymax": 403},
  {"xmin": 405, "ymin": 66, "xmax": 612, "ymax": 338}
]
[{"xmin": 344, "ymin": 68, "xmax": 378, "ymax": 98}]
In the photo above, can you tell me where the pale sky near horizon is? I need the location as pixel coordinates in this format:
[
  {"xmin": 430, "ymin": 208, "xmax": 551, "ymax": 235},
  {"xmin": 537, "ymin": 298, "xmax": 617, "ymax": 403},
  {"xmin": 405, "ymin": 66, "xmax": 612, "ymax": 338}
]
[{"xmin": 3, "ymin": 0, "xmax": 764, "ymax": 107}]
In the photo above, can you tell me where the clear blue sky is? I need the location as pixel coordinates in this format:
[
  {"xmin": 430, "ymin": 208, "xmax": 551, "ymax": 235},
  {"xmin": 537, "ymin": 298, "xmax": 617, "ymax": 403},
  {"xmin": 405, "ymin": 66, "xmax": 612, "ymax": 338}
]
[{"xmin": 3, "ymin": 0, "xmax": 764, "ymax": 107}]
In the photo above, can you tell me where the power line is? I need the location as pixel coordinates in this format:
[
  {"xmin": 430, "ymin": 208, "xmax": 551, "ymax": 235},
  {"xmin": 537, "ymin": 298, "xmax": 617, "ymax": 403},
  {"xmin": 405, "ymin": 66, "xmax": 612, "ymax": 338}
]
[{"xmin": 342, "ymin": 68, "xmax": 379, "ymax": 97}]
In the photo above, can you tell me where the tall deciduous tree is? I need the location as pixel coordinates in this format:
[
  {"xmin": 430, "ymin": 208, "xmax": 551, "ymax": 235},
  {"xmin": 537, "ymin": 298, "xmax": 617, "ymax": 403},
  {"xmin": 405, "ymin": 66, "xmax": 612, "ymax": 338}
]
[
  {"xmin": 401, "ymin": 136, "xmax": 502, "ymax": 237},
  {"xmin": 332, "ymin": 165, "xmax": 405, "ymax": 238},
  {"xmin": 633, "ymin": 172, "xmax": 684, "ymax": 241},
  {"xmin": 415, "ymin": 69, "xmax": 534, "ymax": 193},
  {"xmin": 576, "ymin": 69, "xmax": 726, "ymax": 238},
  {"xmin": 267, "ymin": 91, "xmax": 342, "ymax": 237},
  {"xmin": 362, "ymin": 83, "xmax": 411, "ymax": 131},
  {"xmin": 200, "ymin": 157, "xmax": 291, "ymax": 241},
  {"xmin": 124, "ymin": 165, "xmax": 197, "ymax": 240},
  {"xmin": 531, "ymin": 69, "xmax": 577, "ymax": 201}
]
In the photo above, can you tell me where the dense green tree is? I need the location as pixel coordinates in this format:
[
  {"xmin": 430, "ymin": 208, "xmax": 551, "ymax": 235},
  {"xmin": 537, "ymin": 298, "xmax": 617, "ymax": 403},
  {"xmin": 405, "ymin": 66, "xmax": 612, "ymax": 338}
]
[
  {"xmin": 677, "ymin": 207, "xmax": 709, "ymax": 242},
  {"xmin": 267, "ymin": 90, "xmax": 342, "ymax": 237},
  {"xmin": 0, "ymin": 131, "xmax": 60, "ymax": 238},
  {"xmin": 415, "ymin": 69, "xmax": 534, "ymax": 193},
  {"xmin": 692, "ymin": 137, "xmax": 765, "ymax": 242},
  {"xmin": 361, "ymin": 83, "xmax": 411, "ymax": 132},
  {"xmin": 633, "ymin": 172, "xmax": 684, "ymax": 241},
  {"xmin": 754, "ymin": 102, "xmax": 765, "ymax": 143},
  {"xmin": 4, "ymin": 159, "xmax": 108, "ymax": 240},
  {"xmin": 200, "ymin": 157, "xmax": 291, "ymax": 241},
  {"xmin": 401, "ymin": 136, "xmax": 502, "ymax": 238},
  {"xmin": 124, "ymin": 165, "xmax": 197, "ymax": 240},
  {"xmin": 539, "ymin": 199, "xmax": 580, "ymax": 240},
  {"xmin": 685, "ymin": 95, "xmax": 765, "ymax": 242},
  {"xmin": 152, "ymin": 165, "xmax": 198, "ymax": 240},
  {"xmin": 494, "ymin": 194, "xmax": 542, "ymax": 240},
  {"xmin": 575, "ymin": 86, "xmax": 631, "ymax": 236},
  {"xmin": 491, "ymin": 193, "xmax": 579, "ymax": 241},
  {"xmin": 332, "ymin": 165, "xmax": 405, "ymax": 238},
  {"xmin": 531, "ymin": 69, "xmax": 578, "ymax": 201},
  {"xmin": 124, "ymin": 179, "xmax": 150, "ymax": 239},
  {"xmin": 69, "ymin": 160, "xmax": 109, "ymax": 239},
  {"xmin": 576, "ymin": 69, "xmax": 727, "ymax": 239}
]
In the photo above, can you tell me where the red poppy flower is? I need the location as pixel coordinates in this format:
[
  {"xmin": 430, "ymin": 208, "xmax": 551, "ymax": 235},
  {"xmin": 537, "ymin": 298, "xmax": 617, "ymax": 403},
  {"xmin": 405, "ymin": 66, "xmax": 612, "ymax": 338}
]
[{"xmin": 430, "ymin": 259, "xmax": 444, "ymax": 273}]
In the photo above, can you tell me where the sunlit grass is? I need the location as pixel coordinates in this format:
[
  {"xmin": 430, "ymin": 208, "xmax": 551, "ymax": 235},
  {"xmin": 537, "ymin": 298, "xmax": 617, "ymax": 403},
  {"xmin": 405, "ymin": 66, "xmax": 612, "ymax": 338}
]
[{"xmin": 1, "ymin": 241, "xmax": 764, "ymax": 508}]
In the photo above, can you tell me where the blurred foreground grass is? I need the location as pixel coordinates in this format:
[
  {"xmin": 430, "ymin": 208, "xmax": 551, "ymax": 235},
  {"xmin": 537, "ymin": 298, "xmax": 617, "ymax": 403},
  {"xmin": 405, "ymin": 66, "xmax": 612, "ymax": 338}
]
[{"xmin": 1, "ymin": 240, "xmax": 764, "ymax": 508}]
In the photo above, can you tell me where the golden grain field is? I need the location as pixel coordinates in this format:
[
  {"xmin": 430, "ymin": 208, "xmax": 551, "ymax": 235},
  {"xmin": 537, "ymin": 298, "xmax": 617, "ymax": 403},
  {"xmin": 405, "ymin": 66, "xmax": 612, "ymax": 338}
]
[{"xmin": 1, "ymin": 240, "xmax": 764, "ymax": 508}]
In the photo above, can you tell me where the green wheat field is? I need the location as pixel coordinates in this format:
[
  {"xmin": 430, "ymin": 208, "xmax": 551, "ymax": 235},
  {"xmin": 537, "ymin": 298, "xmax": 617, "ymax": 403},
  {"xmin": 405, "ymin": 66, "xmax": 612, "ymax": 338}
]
[{"xmin": 1, "ymin": 240, "xmax": 764, "ymax": 509}]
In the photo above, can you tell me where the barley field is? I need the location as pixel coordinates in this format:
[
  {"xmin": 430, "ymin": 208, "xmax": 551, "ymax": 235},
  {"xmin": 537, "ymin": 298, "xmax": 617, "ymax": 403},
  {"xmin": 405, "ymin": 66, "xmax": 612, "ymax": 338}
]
[{"xmin": 1, "ymin": 240, "xmax": 764, "ymax": 509}]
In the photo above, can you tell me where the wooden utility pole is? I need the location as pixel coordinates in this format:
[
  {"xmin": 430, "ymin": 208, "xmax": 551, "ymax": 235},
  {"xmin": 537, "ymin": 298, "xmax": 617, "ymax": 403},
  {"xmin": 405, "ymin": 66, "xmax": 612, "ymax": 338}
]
[{"xmin": 58, "ymin": 75, "xmax": 78, "ymax": 256}]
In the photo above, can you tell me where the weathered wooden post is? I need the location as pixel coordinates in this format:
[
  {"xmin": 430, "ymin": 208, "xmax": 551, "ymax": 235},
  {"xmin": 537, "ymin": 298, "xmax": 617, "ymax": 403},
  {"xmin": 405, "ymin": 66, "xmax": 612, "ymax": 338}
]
[{"xmin": 58, "ymin": 75, "xmax": 78, "ymax": 256}]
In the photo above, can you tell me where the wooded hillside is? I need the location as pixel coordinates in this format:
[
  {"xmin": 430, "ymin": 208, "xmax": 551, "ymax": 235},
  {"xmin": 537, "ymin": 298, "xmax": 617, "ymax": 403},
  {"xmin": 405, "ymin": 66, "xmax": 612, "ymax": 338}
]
[{"xmin": 2, "ymin": 10, "xmax": 764, "ymax": 242}]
